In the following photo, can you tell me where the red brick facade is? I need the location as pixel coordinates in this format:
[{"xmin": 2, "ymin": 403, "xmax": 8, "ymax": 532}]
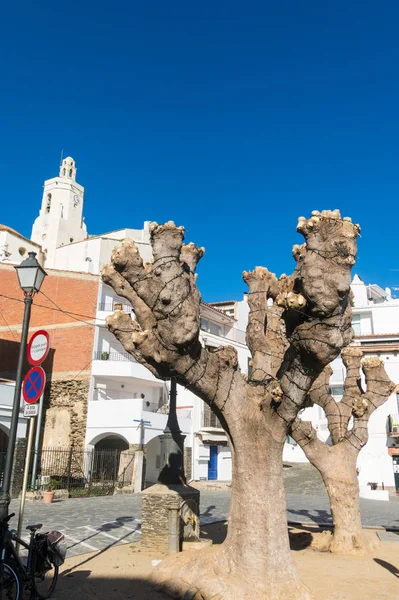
[
  {"xmin": 0, "ymin": 264, "xmax": 99, "ymax": 381},
  {"xmin": 0, "ymin": 264, "xmax": 99, "ymax": 447}
]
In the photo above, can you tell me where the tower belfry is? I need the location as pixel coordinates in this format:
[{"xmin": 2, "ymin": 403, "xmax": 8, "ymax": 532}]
[
  {"xmin": 60, "ymin": 157, "xmax": 77, "ymax": 181},
  {"xmin": 31, "ymin": 157, "xmax": 87, "ymax": 268}
]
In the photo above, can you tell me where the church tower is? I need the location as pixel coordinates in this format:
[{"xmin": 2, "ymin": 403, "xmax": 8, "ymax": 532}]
[{"xmin": 31, "ymin": 157, "xmax": 88, "ymax": 268}]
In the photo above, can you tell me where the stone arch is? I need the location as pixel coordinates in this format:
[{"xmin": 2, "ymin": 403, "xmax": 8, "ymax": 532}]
[
  {"xmin": 88, "ymin": 433, "xmax": 130, "ymax": 483},
  {"xmin": 88, "ymin": 432, "xmax": 129, "ymax": 449}
]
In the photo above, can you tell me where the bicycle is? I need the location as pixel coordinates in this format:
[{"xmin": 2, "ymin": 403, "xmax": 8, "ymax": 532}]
[{"xmin": 0, "ymin": 512, "xmax": 64, "ymax": 599}]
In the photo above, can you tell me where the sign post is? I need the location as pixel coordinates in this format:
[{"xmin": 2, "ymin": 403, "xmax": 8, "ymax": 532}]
[
  {"xmin": 16, "ymin": 331, "xmax": 50, "ymax": 552},
  {"xmin": 30, "ymin": 393, "xmax": 44, "ymax": 489},
  {"xmin": 15, "ymin": 418, "xmax": 35, "ymax": 553}
]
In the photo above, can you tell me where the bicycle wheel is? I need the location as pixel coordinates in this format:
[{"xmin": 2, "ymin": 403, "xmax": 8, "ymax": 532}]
[
  {"xmin": 31, "ymin": 553, "xmax": 58, "ymax": 600},
  {"xmin": 0, "ymin": 560, "xmax": 21, "ymax": 600}
]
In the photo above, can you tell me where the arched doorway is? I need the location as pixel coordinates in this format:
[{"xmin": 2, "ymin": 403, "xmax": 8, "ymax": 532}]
[{"xmin": 90, "ymin": 434, "xmax": 129, "ymax": 484}]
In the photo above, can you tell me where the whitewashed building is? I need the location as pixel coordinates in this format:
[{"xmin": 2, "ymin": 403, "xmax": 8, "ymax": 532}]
[
  {"xmin": 6, "ymin": 158, "xmax": 398, "ymax": 490},
  {"xmin": 0, "ymin": 225, "xmax": 43, "ymax": 266},
  {"xmin": 25, "ymin": 158, "xmax": 251, "ymax": 483},
  {"xmin": 277, "ymin": 276, "xmax": 399, "ymax": 494}
]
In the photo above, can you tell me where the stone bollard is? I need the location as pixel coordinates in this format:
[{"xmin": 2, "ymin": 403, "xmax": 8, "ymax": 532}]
[{"xmin": 168, "ymin": 507, "xmax": 180, "ymax": 554}]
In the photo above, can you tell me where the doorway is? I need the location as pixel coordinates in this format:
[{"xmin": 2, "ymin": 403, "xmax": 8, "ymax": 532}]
[{"xmin": 208, "ymin": 446, "xmax": 218, "ymax": 480}]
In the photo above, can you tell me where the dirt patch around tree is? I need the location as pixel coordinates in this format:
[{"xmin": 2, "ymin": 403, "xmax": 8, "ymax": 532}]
[{"xmin": 55, "ymin": 523, "xmax": 398, "ymax": 599}]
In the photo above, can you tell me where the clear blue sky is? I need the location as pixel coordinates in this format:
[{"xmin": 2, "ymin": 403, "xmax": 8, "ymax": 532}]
[{"xmin": 1, "ymin": 1, "xmax": 398, "ymax": 301}]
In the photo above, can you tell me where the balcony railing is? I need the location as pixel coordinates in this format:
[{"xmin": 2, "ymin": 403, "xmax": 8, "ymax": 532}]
[
  {"xmin": 200, "ymin": 326, "xmax": 246, "ymax": 345},
  {"xmin": 388, "ymin": 414, "xmax": 399, "ymax": 436},
  {"xmin": 93, "ymin": 350, "xmax": 135, "ymax": 362},
  {"xmin": 98, "ymin": 302, "xmax": 132, "ymax": 314}
]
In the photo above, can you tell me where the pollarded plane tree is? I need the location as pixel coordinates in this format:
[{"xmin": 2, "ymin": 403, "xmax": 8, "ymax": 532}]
[
  {"xmin": 290, "ymin": 347, "xmax": 395, "ymax": 554},
  {"xmin": 101, "ymin": 209, "xmax": 359, "ymax": 600}
]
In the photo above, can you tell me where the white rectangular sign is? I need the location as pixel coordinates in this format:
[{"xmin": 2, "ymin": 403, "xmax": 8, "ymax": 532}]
[{"xmin": 23, "ymin": 404, "xmax": 38, "ymax": 417}]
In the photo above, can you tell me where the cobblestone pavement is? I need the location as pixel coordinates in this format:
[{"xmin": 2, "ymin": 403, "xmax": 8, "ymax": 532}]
[
  {"xmin": 8, "ymin": 495, "xmax": 143, "ymax": 557},
  {"xmin": 6, "ymin": 464, "xmax": 398, "ymax": 557}
]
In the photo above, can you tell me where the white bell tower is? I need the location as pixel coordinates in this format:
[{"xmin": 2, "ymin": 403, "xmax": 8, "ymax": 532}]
[{"xmin": 31, "ymin": 157, "xmax": 88, "ymax": 268}]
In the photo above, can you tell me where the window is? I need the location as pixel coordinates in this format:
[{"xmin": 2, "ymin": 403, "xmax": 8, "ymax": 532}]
[
  {"xmin": 62, "ymin": 168, "xmax": 66, "ymax": 176},
  {"xmin": 203, "ymin": 403, "xmax": 222, "ymax": 428},
  {"xmin": 45, "ymin": 193, "xmax": 51, "ymax": 214},
  {"xmin": 352, "ymin": 314, "xmax": 361, "ymax": 335},
  {"xmin": 329, "ymin": 386, "xmax": 345, "ymax": 400},
  {"xmin": 351, "ymin": 313, "xmax": 373, "ymax": 336},
  {"xmin": 396, "ymin": 393, "xmax": 399, "ymax": 413},
  {"xmin": 69, "ymin": 168, "xmax": 73, "ymax": 177},
  {"xmin": 201, "ymin": 318, "xmax": 222, "ymax": 337}
]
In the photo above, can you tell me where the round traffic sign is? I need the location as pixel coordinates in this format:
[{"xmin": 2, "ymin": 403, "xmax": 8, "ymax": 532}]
[
  {"xmin": 22, "ymin": 367, "xmax": 46, "ymax": 404},
  {"xmin": 27, "ymin": 330, "xmax": 50, "ymax": 366}
]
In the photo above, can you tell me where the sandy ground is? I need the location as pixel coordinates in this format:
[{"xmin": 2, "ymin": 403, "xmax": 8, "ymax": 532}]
[{"xmin": 54, "ymin": 523, "xmax": 399, "ymax": 600}]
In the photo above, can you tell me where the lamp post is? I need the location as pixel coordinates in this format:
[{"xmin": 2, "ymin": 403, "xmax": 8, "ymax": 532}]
[
  {"xmin": 0, "ymin": 252, "xmax": 47, "ymax": 519},
  {"xmin": 158, "ymin": 378, "xmax": 186, "ymax": 485}
]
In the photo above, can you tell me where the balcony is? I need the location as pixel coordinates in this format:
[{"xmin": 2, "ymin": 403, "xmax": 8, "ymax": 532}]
[
  {"xmin": 93, "ymin": 350, "xmax": 135, "ymax": 362},
  {"xmin": 388, "ymin": 414, "xmax": 399, "ymax": 437},
  {"xmin": 92, "ymin": 351, "xmax": 161, "ymax": 383},
  {"xmin": 98, "ymin": 302, "xmax": 132, "ymax": 314}
]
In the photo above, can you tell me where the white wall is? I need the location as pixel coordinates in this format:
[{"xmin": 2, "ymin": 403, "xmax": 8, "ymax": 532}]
[
  {"xmin": 0, "ymin": 230, "xmax": 43, "ymax": 266},
  {"xmin": 218, "ymin": 446, "xmax": 232, "ymax": 480},
  {"xmin": 54, "ymin": 226, "xmax": 152, "ymax": 276}
]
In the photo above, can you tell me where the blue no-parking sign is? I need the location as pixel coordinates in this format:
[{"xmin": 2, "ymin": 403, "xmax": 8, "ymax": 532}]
[{"xmin": 22, "ymin": 366, "xmax": 46, "ymax": 404}]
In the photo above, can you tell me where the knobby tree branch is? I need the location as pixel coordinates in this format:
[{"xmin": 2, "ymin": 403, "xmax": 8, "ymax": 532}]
[
  {"xmin": 102, "ymin": 210, "xmax": 360, "ymax": 440},
  {"xmin": 291, "ymin": 348, "xmax": 396, "ymax": 456}
]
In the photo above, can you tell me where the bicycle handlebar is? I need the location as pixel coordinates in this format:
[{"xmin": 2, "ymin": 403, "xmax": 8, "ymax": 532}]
[{"xmin": 1, "ymin": 512, "xmax": 15, "ymax": 524}]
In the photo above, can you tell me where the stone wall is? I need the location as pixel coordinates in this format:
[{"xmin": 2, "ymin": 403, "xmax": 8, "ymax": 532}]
[
  {"xmin": 141, "ymin": 483, "xmax": 200, "ymax": 552},
  {"xmin": 43, "ymin": 379, "xmax": 89, "ymax": 448}
]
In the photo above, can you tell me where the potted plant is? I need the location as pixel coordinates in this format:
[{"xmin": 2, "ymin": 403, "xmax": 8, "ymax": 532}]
[
  {"xmin": 42, "ymin": 479, "xmax": 57, "ymax": 504},
  {"xmin": 101, "ymin": 351, "xmax": 109, "ymax": 361}
]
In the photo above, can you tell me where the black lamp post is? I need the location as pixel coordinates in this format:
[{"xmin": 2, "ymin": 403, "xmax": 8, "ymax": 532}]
[
  {"xmin": 158, "ymin": 378, "xmax": 186, "ymax": 485},
  {"xmin": 0, "ymin": 252, "xmax": 47, "ymax": 519}
]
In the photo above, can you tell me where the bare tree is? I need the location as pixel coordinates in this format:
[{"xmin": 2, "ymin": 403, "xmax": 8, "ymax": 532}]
[
  {"xmin": 290, "ymin": 348, "xmax": 395, "ymax": 554},
  {"xmin": 102, "ymin": 210, "xmax": 359, "ymax": 600}
]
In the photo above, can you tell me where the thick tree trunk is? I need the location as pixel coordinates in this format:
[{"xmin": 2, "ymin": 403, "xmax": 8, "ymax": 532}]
[
  {"xmin": 151, "ymin": 433, "xmax": 312, "ymax": 600},
  {"xmin": 321, "ymin": 449, "xmax": 371, "ymax": 554}
]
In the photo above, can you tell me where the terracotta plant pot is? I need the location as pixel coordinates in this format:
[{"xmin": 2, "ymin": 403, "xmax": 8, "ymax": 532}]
[{"xmin": 43, "ymin": 491, "xmax": 54, "ymax": 504}]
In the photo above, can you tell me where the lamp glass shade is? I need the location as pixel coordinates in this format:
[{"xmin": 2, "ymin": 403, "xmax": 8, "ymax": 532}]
[{"xmin": 15, "ymin": 252, "xmax": 47, "ymax": 293}]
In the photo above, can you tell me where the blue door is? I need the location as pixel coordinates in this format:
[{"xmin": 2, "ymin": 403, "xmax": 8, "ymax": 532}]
[{"xmin": 208, "ymin": 446, "xmax": 218, "ymax": 480}]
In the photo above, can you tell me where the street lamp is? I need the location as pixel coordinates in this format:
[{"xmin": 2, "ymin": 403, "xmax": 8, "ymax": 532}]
[
  {"xmin": 0, "ymin": 252, "xmax": 47, "ymax": 519},
  {"xmin": 158, "ymin": 378, "xmax": 186, "ymax": 485}
]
